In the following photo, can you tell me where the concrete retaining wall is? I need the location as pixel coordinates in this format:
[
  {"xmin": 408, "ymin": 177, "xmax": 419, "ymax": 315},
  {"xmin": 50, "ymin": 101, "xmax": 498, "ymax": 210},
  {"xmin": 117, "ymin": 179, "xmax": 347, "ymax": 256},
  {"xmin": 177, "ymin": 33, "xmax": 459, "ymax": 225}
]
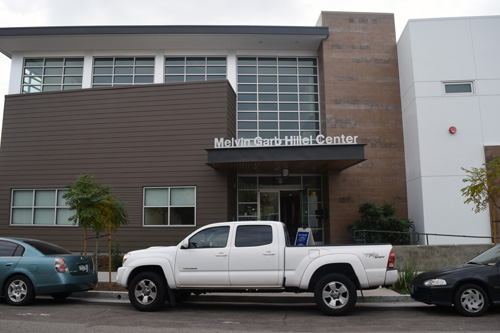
[{"xmin": 393, "ymin": 244, "xmax": 494, "ymax": 271}]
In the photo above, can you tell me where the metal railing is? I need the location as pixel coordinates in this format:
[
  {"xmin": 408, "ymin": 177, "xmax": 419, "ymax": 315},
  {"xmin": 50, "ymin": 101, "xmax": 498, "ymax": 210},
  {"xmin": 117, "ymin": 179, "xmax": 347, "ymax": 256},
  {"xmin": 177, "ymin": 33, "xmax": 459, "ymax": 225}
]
[{"xmin": 353, "ymin": 229, "xmax": 498, "ymax": 245}]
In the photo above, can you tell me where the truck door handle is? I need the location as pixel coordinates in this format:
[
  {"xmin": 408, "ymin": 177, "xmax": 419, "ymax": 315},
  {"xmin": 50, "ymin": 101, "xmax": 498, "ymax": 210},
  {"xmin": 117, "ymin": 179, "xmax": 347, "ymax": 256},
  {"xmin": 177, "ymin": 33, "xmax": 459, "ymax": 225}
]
[
  {"xmin": 263, "ymin": 252, "xmax": 275, "ymax": 256},
  {"xmin": 5, "ymin": 263, "xmax": 13, "ymax": 267},
  {"xmin": 216, "ymin": 253, "xmax": 227, "ymax": 257}
]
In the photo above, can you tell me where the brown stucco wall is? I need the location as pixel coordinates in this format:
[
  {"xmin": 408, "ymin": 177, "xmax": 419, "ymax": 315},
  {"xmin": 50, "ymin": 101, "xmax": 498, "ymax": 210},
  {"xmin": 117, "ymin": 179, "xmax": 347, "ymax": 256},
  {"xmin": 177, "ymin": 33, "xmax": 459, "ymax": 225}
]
[
  {"xmin": 318, "ymin": 12, "xmax": 408, "ymax": 243},
  {"xmin": 0, "ymin": 81, "xmax": 236, "ymax": 252}
]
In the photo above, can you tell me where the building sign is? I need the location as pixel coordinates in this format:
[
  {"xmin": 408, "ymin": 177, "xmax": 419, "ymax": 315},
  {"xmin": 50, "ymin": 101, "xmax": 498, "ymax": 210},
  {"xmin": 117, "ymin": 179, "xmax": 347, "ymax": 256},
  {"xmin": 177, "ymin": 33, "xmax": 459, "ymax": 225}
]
[{"xmin": 214, "ymin": 135, "xmax": 358, "ymax": 148}]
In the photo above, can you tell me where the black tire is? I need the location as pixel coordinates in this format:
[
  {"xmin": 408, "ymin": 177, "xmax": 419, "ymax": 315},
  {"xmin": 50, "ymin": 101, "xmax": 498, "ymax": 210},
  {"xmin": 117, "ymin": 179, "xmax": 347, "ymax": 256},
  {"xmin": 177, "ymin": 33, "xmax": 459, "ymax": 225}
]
[
  {"xmin": 4, "ymin": 275, "xmax": 35, "ymax": 306},
  {"xmin": 454, "ymin": 283, "xmax": 489, "ymax": 317},
  {"xmin": 314, "ymin": 273, "xmax": 357, "ymax": 316},
  {"xmin": 128, "ymin": 272, "xmax": 167, "ymax": 312},
  {"xmin": 51, "ymin": 292, "xmax": 72, "ymax": 301}
]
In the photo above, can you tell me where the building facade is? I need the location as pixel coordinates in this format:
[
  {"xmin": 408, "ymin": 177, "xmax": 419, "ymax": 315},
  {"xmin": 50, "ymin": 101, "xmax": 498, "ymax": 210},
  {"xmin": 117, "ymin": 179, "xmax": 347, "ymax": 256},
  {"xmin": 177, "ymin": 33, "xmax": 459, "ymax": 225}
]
[
  {"xmin": 0, "ymin": 12, "xmax": 407, "ymax": 252},
  {"xmin": 397, "ymin": 16, "xmax": 500, "ymax": 244}
]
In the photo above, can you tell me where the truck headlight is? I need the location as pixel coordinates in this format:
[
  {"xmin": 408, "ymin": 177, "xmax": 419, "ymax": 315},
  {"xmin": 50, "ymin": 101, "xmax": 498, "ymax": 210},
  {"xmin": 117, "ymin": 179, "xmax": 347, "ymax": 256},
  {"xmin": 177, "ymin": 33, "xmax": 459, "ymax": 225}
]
[
  {"xmin": 423, "ymin": 278, "xmax": 447, "ymax": 287},
  {"xmin": 122, "ymin": 252, "xmax": 130, "ymax": 264}
]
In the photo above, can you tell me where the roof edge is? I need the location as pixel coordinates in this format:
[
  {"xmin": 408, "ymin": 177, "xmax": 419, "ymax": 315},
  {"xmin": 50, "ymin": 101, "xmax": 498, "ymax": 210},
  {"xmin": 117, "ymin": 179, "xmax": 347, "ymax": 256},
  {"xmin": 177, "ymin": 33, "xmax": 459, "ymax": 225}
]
[{"xmin": 0, "ymin": 25, "xmax": 329, "ymax": 37}]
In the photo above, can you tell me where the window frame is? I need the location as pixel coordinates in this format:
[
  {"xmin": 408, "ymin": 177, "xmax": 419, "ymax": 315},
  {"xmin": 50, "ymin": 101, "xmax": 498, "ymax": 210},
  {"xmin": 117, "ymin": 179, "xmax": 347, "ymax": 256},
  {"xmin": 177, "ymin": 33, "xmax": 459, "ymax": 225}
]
[
  {"xmin": 0, "ymin": 240, "xmax": 26, "ymax": 257},
  {"xmin": 164, "ymin": 56, "xmax": 227, "ymax": 83},
  {"xmin": 186, "ymin": 226, "xmax": 229, "ymax": 249},
  {"xmin": 443, "ymin": 81, "xmax": 474, "ymax": 95},
  {"xmin": 10, "ymin": 189, "xmax": 74, "ymax": 226},
  {"xmin": 92, "ymin": 56, "xmax": 155, "ymax": 88},
  {"xmin": 236, "ymin": 56, "xmax": 320, "ymax": 141},
  {"xmin": 235, "ymin": 225, "xmax": 273, "ymax": 247},
  {"xmin": 22, "ymin": 57, "xmax": 84, "ymax": 93},
  {"xmin": 143, "ymin": 186, "xmax": 197, "ymax": 227}
]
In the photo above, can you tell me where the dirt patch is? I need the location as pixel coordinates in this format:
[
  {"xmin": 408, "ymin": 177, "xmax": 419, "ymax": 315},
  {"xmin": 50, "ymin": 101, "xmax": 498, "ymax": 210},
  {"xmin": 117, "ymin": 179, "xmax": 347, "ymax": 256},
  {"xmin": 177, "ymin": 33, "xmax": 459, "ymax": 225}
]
[{"xmin": 93, "ymin": 282, "xmax": 127, "ymax": 292}]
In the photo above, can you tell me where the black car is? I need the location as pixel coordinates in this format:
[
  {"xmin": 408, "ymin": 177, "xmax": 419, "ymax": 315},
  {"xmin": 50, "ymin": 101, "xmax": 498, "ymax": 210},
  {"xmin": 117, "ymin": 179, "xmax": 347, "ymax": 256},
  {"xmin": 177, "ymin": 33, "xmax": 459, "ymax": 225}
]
[{"xmin": 409, "ymin": 244, "xmax": 500, "ymax": 316}]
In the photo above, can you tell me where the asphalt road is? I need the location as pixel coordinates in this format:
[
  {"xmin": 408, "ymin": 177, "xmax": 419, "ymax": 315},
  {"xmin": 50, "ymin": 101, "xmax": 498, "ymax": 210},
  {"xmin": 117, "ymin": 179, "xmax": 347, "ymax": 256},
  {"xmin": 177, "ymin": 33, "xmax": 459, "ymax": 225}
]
[{"xmin": 0, "ymin": 297, "xmax": 499, "ymax": 332}]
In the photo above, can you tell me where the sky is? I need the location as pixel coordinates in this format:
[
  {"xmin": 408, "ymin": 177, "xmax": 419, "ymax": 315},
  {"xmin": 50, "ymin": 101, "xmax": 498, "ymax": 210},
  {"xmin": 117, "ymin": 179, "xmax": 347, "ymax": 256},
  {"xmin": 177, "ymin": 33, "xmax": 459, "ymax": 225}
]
[{"xmin": 0, "ymin": 0, "xmax": 499, "ymax": 139}]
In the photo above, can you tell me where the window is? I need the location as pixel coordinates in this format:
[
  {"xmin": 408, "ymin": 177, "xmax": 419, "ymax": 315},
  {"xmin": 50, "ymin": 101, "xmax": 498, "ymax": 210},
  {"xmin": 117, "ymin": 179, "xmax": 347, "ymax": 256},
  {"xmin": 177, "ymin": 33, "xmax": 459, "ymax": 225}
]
[
  {"xmin": 22, "ymin": 58, "xmax": 84, "ymax": 93},
  {"xmin": 444, "ymin": 82, "xmax": 474, "ymax": 94},
  {"xmin": 237, "ymin": 57, "xmax": 320, "ymax": 141},
  {"xmin": 165, "ymin": 57, "xmax": 227, "ymax": 83},
  {"xmin": 187, "ymin": 226, "xmax": 229, "ymax": 248},
  {"xmin": 235, "ymin": 225, "xmax": 273, "ymax": 247},
  {"xmin": 10, "ymin": 189, "xmax": 73, "ymax": 226},
  {"xmin": 24, "ymin": 240, "xmax": 72, "ymax": 255},
  {"xmin": 144, "ymin": 187, "xmax": 196, "ymax": 226},
  {"xmin": 0, "ymin": 240, "xmax": 25, "ymax": 257},
  {"xmin": 93, "ymin": 57, "xmax": 155, "ymax": 88}
]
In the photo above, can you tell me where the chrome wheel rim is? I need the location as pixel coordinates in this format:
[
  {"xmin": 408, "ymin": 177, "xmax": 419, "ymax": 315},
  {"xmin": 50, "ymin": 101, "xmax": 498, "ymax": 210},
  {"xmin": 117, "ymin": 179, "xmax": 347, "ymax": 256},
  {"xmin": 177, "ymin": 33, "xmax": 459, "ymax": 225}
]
[
  {"xmin": 8, "ymin": 280, "xmax": 28, "ymax": 303},
  {"xmin": 460, "ymin": 288, "xmax": 484, "ymax": 313},
  {"xmin": 134, "ymin": 279, "xmax": 158, "ymax": 305},
  {"xmin": 322, "ymin": 281, "xmax": 349, "ymax": 309}
]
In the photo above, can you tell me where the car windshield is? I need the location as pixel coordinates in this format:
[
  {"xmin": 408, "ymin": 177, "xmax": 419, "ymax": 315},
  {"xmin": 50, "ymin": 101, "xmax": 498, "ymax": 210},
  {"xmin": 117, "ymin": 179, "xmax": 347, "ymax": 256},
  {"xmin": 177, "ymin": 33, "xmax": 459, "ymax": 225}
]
[
  {"xmin": 24, "ymin": 240, "xmax": 73, "ymax": 255},
  {"xmin": 468, "ymin": 245, "xmax": 500, "ymax": 265}
]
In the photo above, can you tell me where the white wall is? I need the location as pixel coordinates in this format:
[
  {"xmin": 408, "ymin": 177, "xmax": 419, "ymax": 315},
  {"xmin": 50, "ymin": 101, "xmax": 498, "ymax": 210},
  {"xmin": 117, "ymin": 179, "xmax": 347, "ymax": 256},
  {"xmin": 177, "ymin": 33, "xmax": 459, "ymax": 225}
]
[{"xmin": 398, "ymin": 16, "xmax": 500, "ymax": 244}]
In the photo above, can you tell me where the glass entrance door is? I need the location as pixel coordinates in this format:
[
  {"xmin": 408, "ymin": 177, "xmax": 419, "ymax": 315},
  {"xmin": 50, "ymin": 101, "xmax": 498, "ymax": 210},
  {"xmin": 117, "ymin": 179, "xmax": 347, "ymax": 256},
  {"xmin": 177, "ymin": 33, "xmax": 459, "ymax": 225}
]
[{"xmin": 259, "ymin": 191, "xmax": 279, "ymax": 221}]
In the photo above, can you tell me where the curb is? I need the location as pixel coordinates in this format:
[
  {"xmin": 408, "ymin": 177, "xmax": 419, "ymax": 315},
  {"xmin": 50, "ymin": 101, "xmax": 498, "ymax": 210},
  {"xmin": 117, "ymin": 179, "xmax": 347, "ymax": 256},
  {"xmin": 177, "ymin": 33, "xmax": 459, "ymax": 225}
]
[{"xmin": 72, "ymin": 290, "xmax": 415, "ymax": 304}]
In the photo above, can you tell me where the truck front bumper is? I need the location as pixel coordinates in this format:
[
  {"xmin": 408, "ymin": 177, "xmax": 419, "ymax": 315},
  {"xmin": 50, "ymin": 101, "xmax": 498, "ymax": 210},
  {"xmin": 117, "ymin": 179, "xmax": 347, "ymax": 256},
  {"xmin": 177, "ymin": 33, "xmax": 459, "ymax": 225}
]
[{"xmin": 116, "ymin": 266, "xmax": 130, "ymax": 289}]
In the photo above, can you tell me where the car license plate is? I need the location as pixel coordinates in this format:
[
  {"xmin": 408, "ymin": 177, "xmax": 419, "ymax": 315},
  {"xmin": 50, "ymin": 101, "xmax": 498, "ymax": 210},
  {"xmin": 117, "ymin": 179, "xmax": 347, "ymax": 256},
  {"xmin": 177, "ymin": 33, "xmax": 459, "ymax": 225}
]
[{"xmin": 79, "ymin": 264, "xmax": 88, "ymax": 272}]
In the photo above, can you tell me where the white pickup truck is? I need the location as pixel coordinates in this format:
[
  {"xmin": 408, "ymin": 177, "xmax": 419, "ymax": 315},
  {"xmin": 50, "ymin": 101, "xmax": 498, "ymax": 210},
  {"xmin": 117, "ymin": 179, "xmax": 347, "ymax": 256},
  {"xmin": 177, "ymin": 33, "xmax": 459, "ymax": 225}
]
[{"xmin": 116, "ymin": 221, "xmax": 398, "ymax": 316}]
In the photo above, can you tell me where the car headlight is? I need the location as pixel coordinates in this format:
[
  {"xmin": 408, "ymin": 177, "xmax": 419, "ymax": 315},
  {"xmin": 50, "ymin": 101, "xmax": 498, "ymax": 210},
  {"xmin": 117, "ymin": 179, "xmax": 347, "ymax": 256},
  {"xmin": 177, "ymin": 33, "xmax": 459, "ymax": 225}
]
[
  {"xmin": 423, "ymin": 278, "xmax": 447, "ymax": 287},
  {"xmin": 122, "ymin": 252, "xmax": 130, "ymax": 264}
]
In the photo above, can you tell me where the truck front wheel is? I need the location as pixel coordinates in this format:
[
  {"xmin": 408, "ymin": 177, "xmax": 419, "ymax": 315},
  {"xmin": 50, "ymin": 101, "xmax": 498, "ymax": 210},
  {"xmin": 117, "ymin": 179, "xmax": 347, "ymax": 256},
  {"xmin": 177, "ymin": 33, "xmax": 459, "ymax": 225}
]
[
  {"xmin": 129, "ymin": 272, "xmax": 167, "ymax": 311},
  {"xmin": 314, "ymin": 273, "xmax": 357, "ymax": 316}
]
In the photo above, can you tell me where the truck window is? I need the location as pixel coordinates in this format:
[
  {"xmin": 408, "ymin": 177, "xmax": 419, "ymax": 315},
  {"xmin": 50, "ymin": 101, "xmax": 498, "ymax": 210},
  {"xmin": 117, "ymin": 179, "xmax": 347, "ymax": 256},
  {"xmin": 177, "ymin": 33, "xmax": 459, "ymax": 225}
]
[
  {"xmin": 188, "ymin": 226, "xmax": 229, "ymax": 248},
  {"xmin": 235, "ymin": 225, "xmax": 272, "ymax": 247}
]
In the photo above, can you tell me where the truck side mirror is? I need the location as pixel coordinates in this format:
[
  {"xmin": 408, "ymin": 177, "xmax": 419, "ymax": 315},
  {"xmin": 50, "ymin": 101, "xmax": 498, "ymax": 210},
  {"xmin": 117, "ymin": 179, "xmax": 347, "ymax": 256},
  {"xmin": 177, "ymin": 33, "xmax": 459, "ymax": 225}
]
[{"xmin": 180, "ymin": 239, "xmax": 189, "ymax": 249}]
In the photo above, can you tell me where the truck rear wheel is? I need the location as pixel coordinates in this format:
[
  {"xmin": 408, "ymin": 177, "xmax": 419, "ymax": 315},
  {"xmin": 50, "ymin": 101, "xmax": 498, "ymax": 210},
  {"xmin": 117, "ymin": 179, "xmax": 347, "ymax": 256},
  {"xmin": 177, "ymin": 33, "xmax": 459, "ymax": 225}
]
[
  {"xmin": 314, "ymin": 273, "xmax": 357, "ymax": 316},
  {"xmin": 129, "ymin": 272, "xmax": 167, "ymax": 311}
]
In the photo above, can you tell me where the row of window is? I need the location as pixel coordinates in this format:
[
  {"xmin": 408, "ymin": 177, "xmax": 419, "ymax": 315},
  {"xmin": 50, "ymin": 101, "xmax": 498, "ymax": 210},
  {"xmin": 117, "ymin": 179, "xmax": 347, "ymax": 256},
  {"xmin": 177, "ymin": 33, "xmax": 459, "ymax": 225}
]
[
  {"xmin": 187, "ymin": 225, "xmax": 273, "ymax": 249},
  {"xmin": 10, "ymin": 187, "xmax": 196, "ymax": 226},
  {"xmin": 22, "ymin": 56, "xmax": 228, "ymax": 93},
  {"xmin": 22, "ymin": 56, "xmax": 474, "ymax": 94}
]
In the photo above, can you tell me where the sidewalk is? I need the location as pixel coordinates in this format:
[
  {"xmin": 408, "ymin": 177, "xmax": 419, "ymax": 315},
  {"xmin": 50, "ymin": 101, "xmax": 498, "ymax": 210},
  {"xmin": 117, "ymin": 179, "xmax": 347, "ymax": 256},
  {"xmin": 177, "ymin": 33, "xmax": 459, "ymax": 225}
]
[{"xmin": 71, "ymin": 272, "xmax": 415, "ymax": 305}]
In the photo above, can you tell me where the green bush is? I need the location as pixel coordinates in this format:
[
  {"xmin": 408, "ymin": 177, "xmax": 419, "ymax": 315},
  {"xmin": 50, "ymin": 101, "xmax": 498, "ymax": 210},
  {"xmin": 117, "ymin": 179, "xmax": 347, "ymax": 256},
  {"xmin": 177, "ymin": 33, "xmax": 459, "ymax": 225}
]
[
  {"xmin": 347, "ymin": 202, "xmax": 413, "ymax": 244},
  {"xmin": 111, "ymin": 241, "xmax": 123, "ymax": 270},
  {"xmin": 392, "ymin": 262, "xmax": 420, "ymax": 294}
]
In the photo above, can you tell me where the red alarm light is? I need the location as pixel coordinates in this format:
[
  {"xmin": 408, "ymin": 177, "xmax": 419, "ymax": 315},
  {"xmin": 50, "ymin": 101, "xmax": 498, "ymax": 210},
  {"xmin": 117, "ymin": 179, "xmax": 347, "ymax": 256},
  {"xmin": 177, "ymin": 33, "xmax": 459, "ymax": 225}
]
[{"xmin": 449, "ymin": 126, "xmax": 457, "ymax": 134}]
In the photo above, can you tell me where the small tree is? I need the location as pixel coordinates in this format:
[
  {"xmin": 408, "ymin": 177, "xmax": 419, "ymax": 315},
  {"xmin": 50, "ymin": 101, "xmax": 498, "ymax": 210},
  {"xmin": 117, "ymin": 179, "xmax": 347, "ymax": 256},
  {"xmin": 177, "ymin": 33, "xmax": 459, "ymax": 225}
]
[
  {"xmin": 461, "ymin": 156, "xmax": 500, "ymax": 245},
  {"xmin": 347, "ymin": 202, "xmax": 413, "ymax": 245},
  {"xmin": 63, "ymin": 174, "xmax": 129, "ymax": 283}
]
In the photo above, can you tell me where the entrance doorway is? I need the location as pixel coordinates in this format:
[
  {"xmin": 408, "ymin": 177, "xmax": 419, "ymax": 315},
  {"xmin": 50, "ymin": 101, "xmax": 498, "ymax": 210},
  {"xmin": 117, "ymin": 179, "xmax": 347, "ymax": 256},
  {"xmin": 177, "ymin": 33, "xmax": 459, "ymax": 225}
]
[
  {"xmin": 280, "ymin": 191, "xmax": 301, "ymax": 239},
  {"xmin": 259, "ymin": 190, "xmax": 301, "ymax": 237},
  {"xmin": 237, "ymin": 175, "xmax": 324, "ymax": 243}
]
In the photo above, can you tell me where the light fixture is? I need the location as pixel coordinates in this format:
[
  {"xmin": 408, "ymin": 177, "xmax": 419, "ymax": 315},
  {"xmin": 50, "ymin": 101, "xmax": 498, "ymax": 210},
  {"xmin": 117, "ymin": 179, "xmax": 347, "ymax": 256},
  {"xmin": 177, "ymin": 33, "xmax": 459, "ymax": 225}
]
[{"xmin": 282, "ymin": 168, "xmax": 289, "ymax": 177}]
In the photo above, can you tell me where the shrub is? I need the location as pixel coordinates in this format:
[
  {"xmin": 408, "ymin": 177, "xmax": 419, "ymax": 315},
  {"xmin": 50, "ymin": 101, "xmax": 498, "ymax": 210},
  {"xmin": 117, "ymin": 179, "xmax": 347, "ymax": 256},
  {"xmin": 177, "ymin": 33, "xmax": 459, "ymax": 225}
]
[
  {"xmin": 392, "ymin": 262, "xmax": 420, "ymax": 294},
  {"xmin": 111, "ymin": 241, "xmax": 123, "ymax": 270},
  {"xmin": 347, "ymin": 202, "xmax": 413, "ymax": 244}
]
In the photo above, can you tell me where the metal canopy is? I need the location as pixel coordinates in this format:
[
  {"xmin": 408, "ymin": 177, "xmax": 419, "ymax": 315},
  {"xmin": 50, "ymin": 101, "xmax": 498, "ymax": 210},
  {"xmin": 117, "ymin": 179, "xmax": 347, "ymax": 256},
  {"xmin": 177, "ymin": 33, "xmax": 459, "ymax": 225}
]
[
  {"xmin": 0, "ymin": 25, "xmax": 329, "ymax": 58},
  {"xmin": 206, "ymin": 144, "xmax": 365, "ymax": 174}
]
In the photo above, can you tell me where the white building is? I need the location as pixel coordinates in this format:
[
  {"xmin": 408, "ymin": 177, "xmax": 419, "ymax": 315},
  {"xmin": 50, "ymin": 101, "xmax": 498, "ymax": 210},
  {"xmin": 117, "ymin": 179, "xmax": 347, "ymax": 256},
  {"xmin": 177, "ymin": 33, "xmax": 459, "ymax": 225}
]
[{"xmin": 398, "ymin": 16, "xmax": 500, "ymax": 244}]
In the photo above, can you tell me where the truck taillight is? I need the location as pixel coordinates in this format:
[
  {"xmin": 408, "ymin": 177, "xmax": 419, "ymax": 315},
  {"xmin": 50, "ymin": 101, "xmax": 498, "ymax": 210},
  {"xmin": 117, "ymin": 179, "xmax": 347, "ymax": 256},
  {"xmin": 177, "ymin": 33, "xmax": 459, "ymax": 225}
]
[
  {"xmin": 54, "ymin": 257, "xmax": 69, "ymax": 273},
  {"xmin": 387, "ymin": 248, "xmax": 395, "ymax": 269}
]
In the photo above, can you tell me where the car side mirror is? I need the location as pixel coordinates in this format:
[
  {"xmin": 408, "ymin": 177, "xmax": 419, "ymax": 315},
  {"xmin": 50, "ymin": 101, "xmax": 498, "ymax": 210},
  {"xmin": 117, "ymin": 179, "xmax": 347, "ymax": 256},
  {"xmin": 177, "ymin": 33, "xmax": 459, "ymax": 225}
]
[{"xmin": 180, "ymin": 239, "xmax": 189, "ymax": 249}]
